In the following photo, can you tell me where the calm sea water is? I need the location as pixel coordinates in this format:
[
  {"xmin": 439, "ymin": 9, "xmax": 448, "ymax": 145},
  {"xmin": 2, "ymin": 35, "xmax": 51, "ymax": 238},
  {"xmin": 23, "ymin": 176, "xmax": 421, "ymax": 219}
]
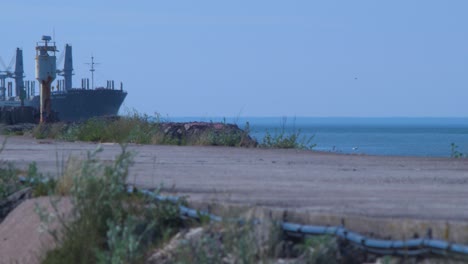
[{"xmin": 168, "ymin": 117, "xmax": 468, "ymax": 157}]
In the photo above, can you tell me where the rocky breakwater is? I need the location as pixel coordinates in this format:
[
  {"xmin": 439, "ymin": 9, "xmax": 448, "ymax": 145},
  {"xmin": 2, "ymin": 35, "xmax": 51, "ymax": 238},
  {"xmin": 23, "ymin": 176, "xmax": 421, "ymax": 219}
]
[{"xmin": 158, "ymin": 122, "xmax": 258, "ymax": 147}]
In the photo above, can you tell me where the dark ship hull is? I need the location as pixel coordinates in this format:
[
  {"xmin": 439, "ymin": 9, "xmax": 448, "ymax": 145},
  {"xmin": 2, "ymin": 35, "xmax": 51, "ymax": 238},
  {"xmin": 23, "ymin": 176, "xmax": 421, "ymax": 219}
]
[
  {"xmin": 25, "ymin": 88, "xmax": 127, "ymax": 122},
  {"xmin": 51, "ymin": 89, "xmax": 127, "ymax": 122}
]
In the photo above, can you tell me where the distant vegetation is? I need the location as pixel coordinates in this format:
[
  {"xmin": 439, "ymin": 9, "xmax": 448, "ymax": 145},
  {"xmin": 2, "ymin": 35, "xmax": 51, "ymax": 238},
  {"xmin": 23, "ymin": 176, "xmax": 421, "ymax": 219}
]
[
  {"xmin": 21, "ymin": 112, "xmax": 317, "ymax": 150},
  {"xmin": 32, "ymin": 113, "xmax": 157, "ymax": 144},
  {"xmin": 450, "ymin": 143, "xmax": 464, "ymax": 158},
  {"xmin": 29, "ymin": 112, "xmax": 257, "ymax": 147},
  {"xmin": 259, "ymin": 118, "xmax": 316, "ymax": 150}
]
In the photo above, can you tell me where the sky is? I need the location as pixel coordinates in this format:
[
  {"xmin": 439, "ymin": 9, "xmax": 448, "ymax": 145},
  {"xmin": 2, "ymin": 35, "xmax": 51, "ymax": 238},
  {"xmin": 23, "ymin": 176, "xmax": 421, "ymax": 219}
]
[{"xmin": 0, "ymin": 0, "xmax": 467, "ymax": 117}]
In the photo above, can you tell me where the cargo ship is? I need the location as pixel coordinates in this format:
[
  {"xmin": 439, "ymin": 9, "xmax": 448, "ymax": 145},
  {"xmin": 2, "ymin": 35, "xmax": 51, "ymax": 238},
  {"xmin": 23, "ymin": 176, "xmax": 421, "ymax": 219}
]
[{"xmin": 0, "ymin": 36, "xmax": 127, "ymax": 122}]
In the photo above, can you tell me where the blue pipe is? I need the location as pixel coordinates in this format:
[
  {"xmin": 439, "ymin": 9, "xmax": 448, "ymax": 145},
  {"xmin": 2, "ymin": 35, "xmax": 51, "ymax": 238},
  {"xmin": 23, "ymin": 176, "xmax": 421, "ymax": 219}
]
[{"xmin": 134, "ymin": 187, "xmax": 468, "ymax": 258}]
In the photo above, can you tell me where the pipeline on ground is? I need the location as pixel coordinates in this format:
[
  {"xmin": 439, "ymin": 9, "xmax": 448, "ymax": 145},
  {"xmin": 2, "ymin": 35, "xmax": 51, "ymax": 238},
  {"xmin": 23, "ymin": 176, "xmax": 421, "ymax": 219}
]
[{"xmin": 135, "ymin": 187, "xmax": 468, "ymax": 258}]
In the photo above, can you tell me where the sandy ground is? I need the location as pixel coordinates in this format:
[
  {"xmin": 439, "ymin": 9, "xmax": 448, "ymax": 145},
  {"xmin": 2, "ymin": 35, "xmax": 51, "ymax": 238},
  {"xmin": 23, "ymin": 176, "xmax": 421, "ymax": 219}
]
[
  {"xmin": 1, "ymin": 135, "xmax": 468, "ymax": 262},
  {"xmin": 1, "ymin": 135, "xmax": 467, "ymax": 221}
]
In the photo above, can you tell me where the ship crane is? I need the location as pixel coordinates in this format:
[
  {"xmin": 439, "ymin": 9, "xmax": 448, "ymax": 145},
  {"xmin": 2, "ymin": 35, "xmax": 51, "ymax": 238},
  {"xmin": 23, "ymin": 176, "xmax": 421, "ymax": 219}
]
[
  {"xmin": 0, "ymin": 49, "xmax": 25, "ymax": 103},
  {"xmin": 0, "ymin": 54, "xmax": 15, "ymax": 76},
  {"xmin": 56, "ymin": 44, "xmax": 74, "ymax": 92},
  {"xmin": 0, "ymin": 56, "xmax": 14, "ymax": 100}
]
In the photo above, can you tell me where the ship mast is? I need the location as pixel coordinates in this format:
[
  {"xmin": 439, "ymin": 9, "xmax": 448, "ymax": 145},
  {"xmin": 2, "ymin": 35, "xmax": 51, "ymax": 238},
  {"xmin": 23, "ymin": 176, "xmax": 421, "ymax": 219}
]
[{"xmin": 86, "ymin": 56, "xmax": 99, "ymax": 90}]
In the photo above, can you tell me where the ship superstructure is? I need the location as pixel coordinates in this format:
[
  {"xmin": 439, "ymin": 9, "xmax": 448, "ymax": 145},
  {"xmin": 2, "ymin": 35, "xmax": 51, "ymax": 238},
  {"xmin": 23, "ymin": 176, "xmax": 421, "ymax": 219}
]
[{"xmin": 0, "ymin": 36, "xmax": 127, "ymax": 122}]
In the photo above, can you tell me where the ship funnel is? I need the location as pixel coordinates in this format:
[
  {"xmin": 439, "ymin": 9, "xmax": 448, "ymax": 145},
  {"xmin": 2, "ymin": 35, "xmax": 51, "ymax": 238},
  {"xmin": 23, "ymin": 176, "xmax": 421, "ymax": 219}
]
[
  {"xmin": 35, "ymin": 35, "xmax": 57, "ymax": 123},
  {"xmin": 14, "ymin": 48, "xmax": 25, "ymax": 104},
  {"xmin": 63, "ymin": 44, "xmax": 73, "ymax": 91}
]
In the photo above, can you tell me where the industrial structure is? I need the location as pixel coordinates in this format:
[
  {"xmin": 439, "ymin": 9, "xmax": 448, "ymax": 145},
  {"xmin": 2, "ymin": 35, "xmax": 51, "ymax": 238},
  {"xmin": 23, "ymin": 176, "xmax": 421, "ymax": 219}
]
[
  {"xmin": 0, "ymin": 35, "xmax": 127, "ymax": 123},
  {"xmin": 35, "ymin": 35, "xmax": 57, "ymax": 123}
]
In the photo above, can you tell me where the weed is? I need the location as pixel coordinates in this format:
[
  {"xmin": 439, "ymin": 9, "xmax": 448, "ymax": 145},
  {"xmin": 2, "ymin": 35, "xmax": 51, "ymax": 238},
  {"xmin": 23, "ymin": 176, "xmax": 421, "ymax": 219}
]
[
  {"xmin": 32, "ymin": 123, "xmax": 67, "ymax": 140},
  {"xmin": 39, "ymin": 146, "xmax": 183, "ymax": 264},
  {"xmin": 0, "ymin": 138, "xmax": 22, "ymax": 199},
  {"xmin": 206, "ymin": 129, "xmax": 242, "ymax": 147},
  {"xmin": 0, "ymin": 163, "xmax": 20, "ymax": 199},
  {"xmin": 260, "ymin": 118, "xmax": 316, "ymax": 150},
  {"xmin": 31, "ymin": 112, "xmax": 159, "ymax": 144},
  {"xmin": 173, "ymin": 219, "xmax": 282, "ymax": 264},
  {"xmin": 29, "ymin": 111, "xmax": 258, "ymax": 147},
  {"xmin": 451, "ymin": 143, "xmax": 464, "ymax": 158},
  {"xmin": 381, "ymin": 255, "xmax": 393, "ymax": 264},
  {"xmin": 24, "ymin": 162, "xmax": 57, "ymax": 197},
  {"xmin": 294, "ymin": 235, "xmax": 339, "ymax": 264}
]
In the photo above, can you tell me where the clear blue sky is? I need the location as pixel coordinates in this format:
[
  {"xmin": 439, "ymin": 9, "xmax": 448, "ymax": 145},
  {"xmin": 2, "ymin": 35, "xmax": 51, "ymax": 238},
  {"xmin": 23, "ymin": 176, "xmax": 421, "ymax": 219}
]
[{"xmin": 1, "ymin": 1, "xmax": 467, "ymax": 117}]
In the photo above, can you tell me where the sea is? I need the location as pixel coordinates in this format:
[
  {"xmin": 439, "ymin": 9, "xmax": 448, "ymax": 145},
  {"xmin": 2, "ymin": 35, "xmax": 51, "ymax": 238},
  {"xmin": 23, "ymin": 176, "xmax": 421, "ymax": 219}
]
[{"xmin": 167, "ymin": 117, "xmax": 468, "ymax": 157}]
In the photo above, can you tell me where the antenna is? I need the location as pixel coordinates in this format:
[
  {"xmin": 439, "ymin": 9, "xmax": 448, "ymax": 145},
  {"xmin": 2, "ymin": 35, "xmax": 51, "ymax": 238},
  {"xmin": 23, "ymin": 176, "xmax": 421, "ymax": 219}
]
[{"xmin": 85, "ymin": 55, "xmax": 100, "ymax": 89}]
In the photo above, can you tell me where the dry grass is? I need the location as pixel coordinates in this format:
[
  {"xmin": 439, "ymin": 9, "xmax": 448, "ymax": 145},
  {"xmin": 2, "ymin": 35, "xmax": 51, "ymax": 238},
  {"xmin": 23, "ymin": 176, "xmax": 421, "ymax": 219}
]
[{"xmin": 54, "ymin": 156, "xmax": 82, "ymax": 196}]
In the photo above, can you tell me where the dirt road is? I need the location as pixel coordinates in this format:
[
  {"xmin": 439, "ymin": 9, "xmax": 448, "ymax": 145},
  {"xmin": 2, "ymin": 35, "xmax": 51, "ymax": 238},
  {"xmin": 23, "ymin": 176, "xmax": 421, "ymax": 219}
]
[{"xmin": 2, "ymin": 135, "xmax": 467, "ymax": 221}]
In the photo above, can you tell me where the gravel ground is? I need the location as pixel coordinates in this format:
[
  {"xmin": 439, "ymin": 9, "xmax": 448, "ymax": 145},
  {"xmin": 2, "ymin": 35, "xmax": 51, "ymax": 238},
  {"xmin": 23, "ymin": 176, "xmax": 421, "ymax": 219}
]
[{"xmin": 1, "ymin": 135, "xmax": 467, "ymax": 221}]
